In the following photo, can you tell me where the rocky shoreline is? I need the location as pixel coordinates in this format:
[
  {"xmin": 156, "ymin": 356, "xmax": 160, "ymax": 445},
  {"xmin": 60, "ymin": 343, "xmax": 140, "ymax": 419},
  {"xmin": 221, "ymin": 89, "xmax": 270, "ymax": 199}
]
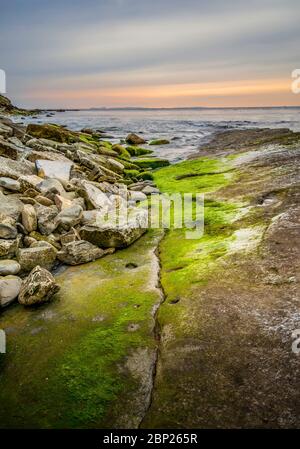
[{"xmin": 0, "ymin": 95, "xmax": 170, "ymax": 309}]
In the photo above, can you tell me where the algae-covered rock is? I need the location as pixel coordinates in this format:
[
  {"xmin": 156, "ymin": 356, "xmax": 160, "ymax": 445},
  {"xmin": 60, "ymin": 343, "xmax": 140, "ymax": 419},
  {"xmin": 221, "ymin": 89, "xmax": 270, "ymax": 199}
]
[
  {"xmin": 125, "ymin": 133, "xmax": 146, "ymax": 145},
  {"xmin": 149, "ymin": 139, "xmax": 170, "ymax": 145},
  {"xmin": 57, "ymin": 240, "xmax": 110, "ymax": 265},
  {"xmin": 27, "ymin": 124, "xmax": 78, "ymax": 144},
  {"xmin": 18, "ymin": 265, "xmax": 60, "ymax": 306},
  {"xmin": 133, "ymin": 158, "xmax": 170, "ymax": 170}
]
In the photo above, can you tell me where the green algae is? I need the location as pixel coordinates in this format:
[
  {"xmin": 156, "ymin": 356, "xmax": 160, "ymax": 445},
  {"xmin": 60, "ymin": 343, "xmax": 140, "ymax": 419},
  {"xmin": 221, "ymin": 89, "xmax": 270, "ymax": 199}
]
[{"xmin": 0, "ymin": 230, "xmax": 163, "ymax": 428}]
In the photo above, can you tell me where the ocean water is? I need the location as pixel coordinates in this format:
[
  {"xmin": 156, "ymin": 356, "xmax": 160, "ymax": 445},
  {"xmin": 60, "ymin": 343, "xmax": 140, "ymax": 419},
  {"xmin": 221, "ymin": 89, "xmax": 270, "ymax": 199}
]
[{"xmin": 19, "ymin": 107, "xmax": 300, "ymax": 163}]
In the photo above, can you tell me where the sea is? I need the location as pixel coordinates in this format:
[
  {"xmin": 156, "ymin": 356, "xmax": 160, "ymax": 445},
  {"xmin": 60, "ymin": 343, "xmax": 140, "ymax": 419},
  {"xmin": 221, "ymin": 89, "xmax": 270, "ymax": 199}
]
[{"xmin": 17, "ymin": 107, "xmax": 300, "ymax": 163}]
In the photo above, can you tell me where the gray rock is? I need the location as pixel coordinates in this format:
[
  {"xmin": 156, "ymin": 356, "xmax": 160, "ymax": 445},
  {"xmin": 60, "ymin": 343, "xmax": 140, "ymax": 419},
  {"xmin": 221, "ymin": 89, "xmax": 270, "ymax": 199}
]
[
  {"xmin": 0, "ymin": 215, "xmax": 17, "ymax": 239},
  {"xmin": 36, "ymin": 205, "xmax": 58, "ymax": 235},
  {"xmin": 0, "ymin": 191, "xmax": 23, "ymax": 220},
  {"xmin": 57, "ymin": 240, "xmax": 106, "ymax": 265},
  {"xmin": 0, "ymin": 260, "xmax": 21, "ymax": 276},
  {"xmin": 0, "ymin": 177, "xmax": 21, "ymax": 192},
  {"xmin": 142, "ymin": 186, "xmax": 160, "ymax": 195},
  {"xmin": 18, "ymin": 266, "xmax": 60, "ymax": 306},
  {"xmin": 0, "ymin": 275, "xmax": 22, "ymax": 308},
  {"xmin": 19, "ymin": 175, "xmax": 44, "ymax": 192},
  {"xmin": 79, "ymin": 181, "xmax": 111, "ymax": 210},
  {"xmin": 22, "ymin": 204, "xmax": 37, "ymax": 233},
  {"xmin": 54, "ymin": 205, "xmax": 83, "ymax": 231},
  {"xmin": 36, "ymin": 178, "xmax": 66, "ymax": 198},
  {"xmin": 35, "ymin": 160, "xmax": 73, "ymax": 181},
  {"xmin": 0, "ymin": 156, "xmax": 35, "ymax": 179},
  {"xmin": 17, "ymin": 242, "xmax": 57, "ymax": 272},
  {"xmin": 0, "ymin": 123, "xmax": 13, "ymax": 138},
  {"xmin": 80, "ymin": 208, "xmax": 148, "ymax": 248}
]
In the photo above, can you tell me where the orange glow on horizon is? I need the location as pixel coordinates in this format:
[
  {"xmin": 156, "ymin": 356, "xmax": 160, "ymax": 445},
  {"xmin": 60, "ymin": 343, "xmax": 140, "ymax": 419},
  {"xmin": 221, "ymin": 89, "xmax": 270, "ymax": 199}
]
[{"xmin": 19, "ymin": 77, "xmax": 299, "ymax": 108}]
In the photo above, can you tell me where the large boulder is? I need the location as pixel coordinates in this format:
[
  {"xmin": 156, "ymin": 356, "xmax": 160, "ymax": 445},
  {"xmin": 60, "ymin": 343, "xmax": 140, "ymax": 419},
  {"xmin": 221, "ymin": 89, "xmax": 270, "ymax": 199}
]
[
  {"xmin": 22, "ymin": 204, "xmax": 37, "ymax": 233},
  {"xmin": 18, "ymin": 266, "xmax": 60, "ymax": 306},
  {"xmin": 17, "ymin": 242, "xmax": 57, "ymax": 272},
  {"xmin": 0, "ymin": 260, "xmax": 21, "ymax": 276},
  {"xmin": 80, "ymin": 208, "xmax": 148, "ymax": 248},
  {"xmin": 0, "ymin": 275, "xmax": 22, "ymax": 308},
  {"xmin": 125, "ymin": 133, "xmax": 146, "ymax": 145},
  {"xmin": 57, "ymin": 240, "xmax": 110, "ymax": 265}
]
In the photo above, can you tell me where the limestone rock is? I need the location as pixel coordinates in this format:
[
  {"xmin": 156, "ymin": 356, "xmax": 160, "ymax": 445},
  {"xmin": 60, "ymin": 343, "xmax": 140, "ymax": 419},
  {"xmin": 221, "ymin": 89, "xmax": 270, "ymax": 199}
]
[
  {"xmin": 57, "ymin": 240, "xmax": 107, "ymax": 265},
  {"xmin": 0, "ymin": 177, "xmax": 21, "ymax": 192},
  {"xmin": 79, "ymin": 181, "xmax": 111, "ymax": 210},
  {"xmin": 35, "ymin": 160, "xmax": 73, "ymax": 181},
  {"xmin": 17, "ymin": 242, "xmax": 57, "ymax": 272},
  {"xmin": 18, "ymin": 266, "xmax": 60, "ymax": 306},
  {"xmin": 0, "ymin": 260, "xmax": 21, "ymax": 276},
  {"xmin": 0, "ymin": 275, "xmax": 22, "ymax": 308},
  {"xmin": 54, "ymin": 205, "xmax": 83, "ymax": 232},
  {"xmin": 36, "ymin": 205, "xmax": 58, "ymax": 235},
  {"xmin": 80, "ymin": 208, "xmax": 148, "ymax": 248},
  {"xmin": 0, "ymin": 238, "xmax": 18, "ymax": 259},
  {"xmin": 22, "ymin": 204, "xmax": 37, "ymax": 233},
  {"xmin": 0, "ymin": 215, "xmax": 17, "ymax": 239}
]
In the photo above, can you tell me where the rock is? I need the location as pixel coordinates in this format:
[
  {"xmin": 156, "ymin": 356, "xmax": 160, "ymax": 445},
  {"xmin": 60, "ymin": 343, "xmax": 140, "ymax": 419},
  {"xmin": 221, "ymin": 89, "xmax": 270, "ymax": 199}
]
[
  {"xmin": 23, "ymin": 236, "xmax": 37, "ymax": 247},
  {"xmin": 133, "ymin": 158, "xmax": 170, "ymax": 169},
  {"xmin": 26, "ymin": 124, "xmax": 77, "ymax": 144},
  {"xmin": 81, "ymin": 128, "xmax": 94, "ymax": 134},
  {"xmin": 60, "ymin": 232, "xmax": 77, "ymax": 245},
  {"xmin": 18, "ymin": 266, "xmax": 60, "ymax": 306},
  {"xmin": 36, "ymin": 205, "xmax": 58, "ymax": 235},
  {"xmin": 17, "ymin": 242, "xmax": 57, "ymax": 272},
  {"xmin": 142, "ymin": 186, "xmax": 160, "ymax": 195},
  {"xmin": 149, "ymin": 139, "xmax": 170, "ymax": 145},
  {"xmin": 0, "ymin": 191, "xmax": 23, "ymax": 220},
  {"xmin": 26, "ymin": 138, "xmax": 59, "ymax": 150},
  {"xmin": 57, "ymin": 240, "xmax": 107, "ymax": 265},
  {"xmin": 54, "ymin": 194, "xmax": 73, "ymax": 211},
  {"xmin": 0, "ymin": 123, "xmax": 13, "ymax": 138},
  {"xmin": 128, "ymin": 191, "xmax": 147, "ymax": 202},
  {"xmin": 35, "ymin": 195, "xmax": 54, "ymax": 207},
  {"xmin": 0, "ymin": 260, "xmax": 21, "ymax": 276},
  {"xmin": 22, "ymin": 204, "xmax": 37, "ymax": 233},
  {"xmin": 0, "ymin": 239, "xmax": 18, "ymax": 259},
  {"xmin": 19, "ymin": 175, "xmax": 44, "ymax": 192},
  {"xmin": 35, "ymin": 160, "xmax": 73, "ymax": 181},
  {"xmin": 0, "ymin": 215, "xmax": 17, "ymax": 239},
  {"xmin": 79, "ymin": 181, "xmax": 111, "ymax": 211},
  {"xmin": 0, "ymin": 275, "xmax": 22, "ymax": 308},
  {"xmin": 0, "ymin": 138, "xmax": 20, "ymax": 159},
  {"xmin": 54, "ymin": 205, "xmax": 83, "ymax": 232},
  {"xmin": 80, "ymin": 208, "xmax": 148, "ymax": 248},
  {"xmin": 29, "ymin": 231, "xmax": 61, "ymax": 250},
  {"xmin": 36, "ymin": 178, "xmax": 66, "ymax": 198},
  {"xmin": 125, "ymin": 133, "xmax": 146, "ymax": 145},
  {"xmin": 106, "ymin": 158, "xmax": 124, "ymax": 174},
  {"xmin": 0, "ymin": 156, "xmax": 35, "ymax": 179},
  {"xmin": 0, "ymin": 177, "xmax": 21, "ymax": 192}
]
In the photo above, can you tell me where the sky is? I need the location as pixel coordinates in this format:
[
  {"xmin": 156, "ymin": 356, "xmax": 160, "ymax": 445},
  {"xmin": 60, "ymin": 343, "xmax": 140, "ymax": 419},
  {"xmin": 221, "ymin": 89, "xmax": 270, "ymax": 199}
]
[{"xmin": 1, "ymin": 0, "xmax": 300, "ymax": 108}]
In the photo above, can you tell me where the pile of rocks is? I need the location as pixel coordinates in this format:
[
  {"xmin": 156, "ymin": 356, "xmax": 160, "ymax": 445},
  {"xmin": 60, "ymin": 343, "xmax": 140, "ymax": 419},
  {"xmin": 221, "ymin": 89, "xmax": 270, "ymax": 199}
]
[{"xmin": 0, "ymin": 113, "xmax": 169, "ymax": 308}]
